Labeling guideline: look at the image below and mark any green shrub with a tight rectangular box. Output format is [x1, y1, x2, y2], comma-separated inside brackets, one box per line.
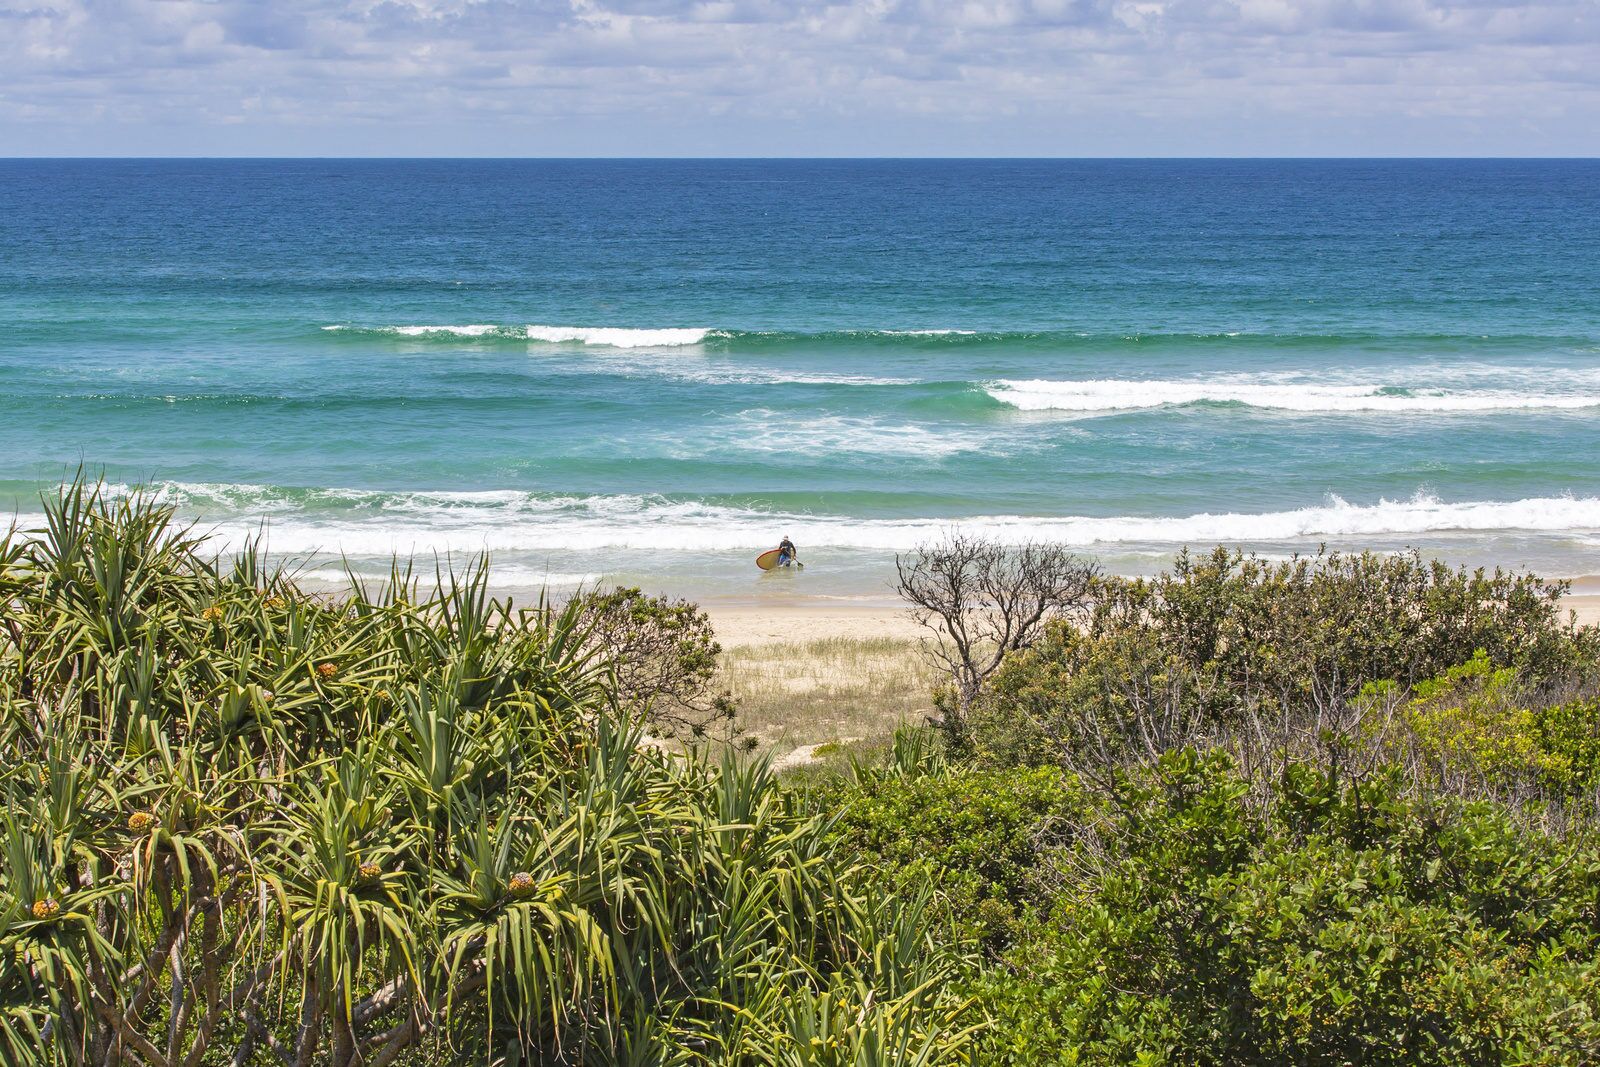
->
[1132, 547, 1593, 692]
[972, 618, 1220, 770]
[817, 759, 1085, 948]
[1532, 695, 1600, 795]
[971, 547, 1598, 770]
[572, 583, 739, 738]
[971, 751, 1600, 1066]
[1402, 652, 1600, 802]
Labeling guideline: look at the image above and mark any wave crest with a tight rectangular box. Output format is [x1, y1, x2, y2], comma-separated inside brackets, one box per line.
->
[323, 324, 713, 348]
[987, 378, 1600, 414]
[523, 325, 712, 348]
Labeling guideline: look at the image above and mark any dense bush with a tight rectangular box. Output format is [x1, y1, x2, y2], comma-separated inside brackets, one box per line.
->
[815, 753, 1084, 948]
[971, 547, 1599, 771]
[571, 584, 739, 740]
[1404, 653, 1600, 802]
[0, 484, 974, 1066]
[11, 491, 1600, 1067]
[969, 751, 1600, 1065]
[810, 744, 1600, 1065]
[834, 537, 1600, 1064]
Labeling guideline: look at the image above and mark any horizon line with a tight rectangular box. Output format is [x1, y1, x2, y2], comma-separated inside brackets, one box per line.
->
[4, 154, 1600, 162]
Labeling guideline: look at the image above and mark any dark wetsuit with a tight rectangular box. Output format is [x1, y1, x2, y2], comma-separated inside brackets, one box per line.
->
[777, 539, 797, 566]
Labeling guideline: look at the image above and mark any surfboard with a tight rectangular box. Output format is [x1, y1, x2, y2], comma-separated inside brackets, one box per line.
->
[756, 548, 783, 571]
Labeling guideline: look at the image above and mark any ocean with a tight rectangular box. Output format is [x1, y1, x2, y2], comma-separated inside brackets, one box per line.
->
[3, 158, 1599, 601]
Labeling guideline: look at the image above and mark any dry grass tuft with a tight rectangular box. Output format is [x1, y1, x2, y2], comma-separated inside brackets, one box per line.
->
[719, 635, 940, 767]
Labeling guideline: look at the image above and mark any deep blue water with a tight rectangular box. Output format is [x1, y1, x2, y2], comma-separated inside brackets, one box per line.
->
[3, 159, 1599, 596]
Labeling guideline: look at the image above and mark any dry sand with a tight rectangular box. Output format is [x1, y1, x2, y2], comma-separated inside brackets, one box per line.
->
[708, 592, 1600, 647]
[703, 599, 937, 766]
[1568, 594, 1600, 629]
[706, 602, 923, 648]
[1564, 574, 1600, 628]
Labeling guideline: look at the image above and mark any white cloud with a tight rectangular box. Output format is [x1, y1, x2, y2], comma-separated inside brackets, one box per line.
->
[0, 0, 1595, 153]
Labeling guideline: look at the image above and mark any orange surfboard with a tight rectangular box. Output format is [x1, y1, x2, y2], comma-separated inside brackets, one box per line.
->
[756, 548, 783, 570]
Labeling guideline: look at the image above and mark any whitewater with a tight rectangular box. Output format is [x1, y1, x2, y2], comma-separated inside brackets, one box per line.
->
[77, 485, 1600, 555]
[13, 482, 1600, 598]
[985, 378, 1600, 414]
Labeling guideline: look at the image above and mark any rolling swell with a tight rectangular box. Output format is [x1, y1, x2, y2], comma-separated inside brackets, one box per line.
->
[22, 391, 571, 417]
[316, 323, 1600, 354]
[10, 160, 1600, 592]
[24, 377, 1596, 423]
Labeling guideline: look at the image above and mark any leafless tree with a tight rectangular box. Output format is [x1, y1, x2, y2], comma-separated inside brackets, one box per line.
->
[895, 533, 1098, 741]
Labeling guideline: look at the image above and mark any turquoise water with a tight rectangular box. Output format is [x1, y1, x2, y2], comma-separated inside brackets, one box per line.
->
[3, 159, 1599, 598]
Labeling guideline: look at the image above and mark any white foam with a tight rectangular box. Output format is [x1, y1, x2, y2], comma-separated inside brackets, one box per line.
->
[987, 378, 1600, 414]
[323, 324, 712, 348]
[392, 324, 500, 338]
[716, 410, 991, 458]
[522, 325, 711, 348]
[21, 484, 1600, 559]
[295, 565, 603, 588]
[322, 324, 503, 337]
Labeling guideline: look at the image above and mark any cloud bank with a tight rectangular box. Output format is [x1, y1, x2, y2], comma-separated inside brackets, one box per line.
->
[2, 0, 1597, 154]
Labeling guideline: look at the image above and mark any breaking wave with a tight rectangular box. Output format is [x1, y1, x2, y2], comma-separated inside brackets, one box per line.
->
[986, 378, 1600, 414]
[16, 483, 1600, 559]
[322, 324, 714, 348]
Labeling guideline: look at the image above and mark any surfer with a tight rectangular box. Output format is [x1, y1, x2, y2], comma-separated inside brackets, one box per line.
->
[777, 536, 799, 568]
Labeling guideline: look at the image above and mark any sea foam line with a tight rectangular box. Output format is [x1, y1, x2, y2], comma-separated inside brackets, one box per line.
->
[986, 378, 1600, 414]
[17, 485, 1600, 557]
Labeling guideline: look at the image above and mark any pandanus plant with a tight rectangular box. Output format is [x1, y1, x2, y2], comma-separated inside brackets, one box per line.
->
[0, 478, 977, 1066]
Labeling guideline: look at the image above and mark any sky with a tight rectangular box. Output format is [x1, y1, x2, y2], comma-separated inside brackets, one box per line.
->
[2, 0, 1597, 156]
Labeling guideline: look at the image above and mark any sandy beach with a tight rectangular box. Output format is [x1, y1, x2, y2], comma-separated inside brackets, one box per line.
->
[708, 587, 1600, 647]
[1559, 572, 1600, 628]
[705, 600, 923, 647]
[1567, 593, 1600, 629]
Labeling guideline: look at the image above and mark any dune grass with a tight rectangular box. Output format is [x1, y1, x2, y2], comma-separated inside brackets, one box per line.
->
[718, 634, 942, 768]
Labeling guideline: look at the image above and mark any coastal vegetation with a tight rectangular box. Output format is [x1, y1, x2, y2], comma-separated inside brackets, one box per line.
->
[5, 486, 1600, 1064]
[0, 485, 970, 1067]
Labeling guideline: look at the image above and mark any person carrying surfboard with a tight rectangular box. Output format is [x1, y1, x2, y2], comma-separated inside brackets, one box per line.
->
[755, 538, 803, 571]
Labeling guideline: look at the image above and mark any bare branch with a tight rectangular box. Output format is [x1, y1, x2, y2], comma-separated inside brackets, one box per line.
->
[896, 534, 1098, 746]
